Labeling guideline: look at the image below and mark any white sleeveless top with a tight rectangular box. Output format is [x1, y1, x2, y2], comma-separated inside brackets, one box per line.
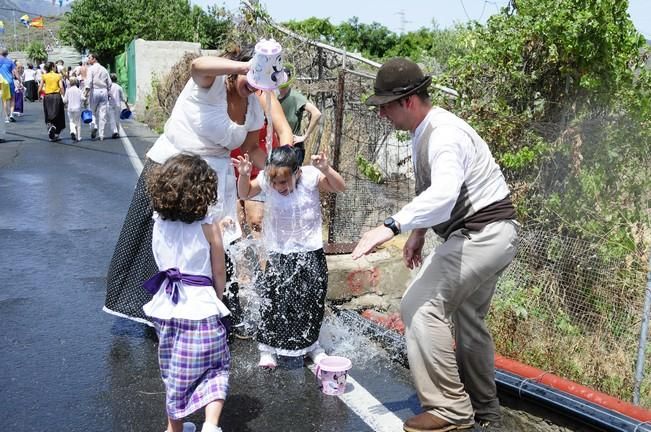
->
[143, 213, 230, 320]
[259, 166, 324, 253]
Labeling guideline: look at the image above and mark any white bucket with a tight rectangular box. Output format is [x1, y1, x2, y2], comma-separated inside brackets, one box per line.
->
[315, 356, 352, 396]
[246, 38, 288, 91]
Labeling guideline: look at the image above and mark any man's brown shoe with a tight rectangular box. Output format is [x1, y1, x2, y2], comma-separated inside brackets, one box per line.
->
[403, 412, 474, 432]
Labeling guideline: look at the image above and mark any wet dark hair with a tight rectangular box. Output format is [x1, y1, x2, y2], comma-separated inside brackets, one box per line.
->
[110, 73, 117, 82]
[45, 62, 55, 73]
[146, 153, 218, 223]
[265, 145, 299, 180]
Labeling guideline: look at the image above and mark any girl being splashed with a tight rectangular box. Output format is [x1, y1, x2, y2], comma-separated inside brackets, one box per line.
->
[232, 145, 345, 368]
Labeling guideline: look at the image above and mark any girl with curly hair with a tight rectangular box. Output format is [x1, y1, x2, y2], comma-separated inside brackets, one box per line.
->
[143, 153, 230, 432]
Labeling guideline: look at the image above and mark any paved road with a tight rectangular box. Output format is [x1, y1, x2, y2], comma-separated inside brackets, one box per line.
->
[0, 101, 423, 432]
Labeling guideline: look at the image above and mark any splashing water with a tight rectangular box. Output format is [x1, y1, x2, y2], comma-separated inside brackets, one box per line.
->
[318, 313, 381, 365]
[227, 236, 269, 335]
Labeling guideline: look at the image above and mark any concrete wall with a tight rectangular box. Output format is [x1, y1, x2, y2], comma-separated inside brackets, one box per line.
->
[132, 39, 201, 108]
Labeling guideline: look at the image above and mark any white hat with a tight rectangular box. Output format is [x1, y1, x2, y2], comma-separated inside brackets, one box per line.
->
[246, 38, 288, 91]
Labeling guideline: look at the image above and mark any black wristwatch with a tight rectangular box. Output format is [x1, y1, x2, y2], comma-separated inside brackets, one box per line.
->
[383, 217, 401, 236]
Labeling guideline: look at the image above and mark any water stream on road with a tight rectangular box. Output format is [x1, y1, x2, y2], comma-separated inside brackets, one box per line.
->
[227, 232, 391, 373]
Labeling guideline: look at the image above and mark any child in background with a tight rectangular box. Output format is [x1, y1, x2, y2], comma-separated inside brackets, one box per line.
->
[143, 153, 230, 432]
[13, 62, 24, 117]
[63, 77, 82, 141]
[108, 73, 129, 139]
[233, 145, 346, 368]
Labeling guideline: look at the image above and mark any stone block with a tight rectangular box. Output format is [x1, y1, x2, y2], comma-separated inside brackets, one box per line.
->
[326, 244, 412, 304]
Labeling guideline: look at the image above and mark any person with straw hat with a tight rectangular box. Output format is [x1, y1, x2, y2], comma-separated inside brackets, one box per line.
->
[352, 57, 519, 432]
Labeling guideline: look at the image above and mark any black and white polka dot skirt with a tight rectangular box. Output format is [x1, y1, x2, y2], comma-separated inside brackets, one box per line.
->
[256, 248, 328, 353]
[103, 160, 160, 326]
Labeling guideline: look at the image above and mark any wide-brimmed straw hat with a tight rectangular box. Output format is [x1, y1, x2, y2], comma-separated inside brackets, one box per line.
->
[365, 58, 432, 106]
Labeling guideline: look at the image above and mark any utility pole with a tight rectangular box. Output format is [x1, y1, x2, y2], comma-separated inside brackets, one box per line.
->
[395, 9, 411, 34]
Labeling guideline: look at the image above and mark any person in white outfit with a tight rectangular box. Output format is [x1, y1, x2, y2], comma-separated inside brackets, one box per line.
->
[108, 73, 130, 139]
[63, 77, 83, 141]
[84, 53, 111, 141]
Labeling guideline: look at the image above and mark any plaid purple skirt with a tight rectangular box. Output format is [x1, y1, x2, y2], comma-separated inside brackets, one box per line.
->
[153, 315, 230, 419]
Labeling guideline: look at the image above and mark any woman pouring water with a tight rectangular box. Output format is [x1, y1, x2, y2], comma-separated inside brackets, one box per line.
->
[104, 43, 291, 326]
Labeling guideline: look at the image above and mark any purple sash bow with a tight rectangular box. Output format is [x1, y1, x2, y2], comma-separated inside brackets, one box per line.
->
[143, 268, 213, 304]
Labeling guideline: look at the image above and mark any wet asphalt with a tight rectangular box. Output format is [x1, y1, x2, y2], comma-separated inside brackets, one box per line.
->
[0, 101, 422, 432]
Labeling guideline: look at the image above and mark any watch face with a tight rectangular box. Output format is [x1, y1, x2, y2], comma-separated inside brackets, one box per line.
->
[384, 217, 394, 226]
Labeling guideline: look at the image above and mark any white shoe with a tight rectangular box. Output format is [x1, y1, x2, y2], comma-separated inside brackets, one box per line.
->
[258, 351, 277, 368]
[308, 347, 327, 365]
[201, 423, 222, 432]
[164, 422, 196, 432]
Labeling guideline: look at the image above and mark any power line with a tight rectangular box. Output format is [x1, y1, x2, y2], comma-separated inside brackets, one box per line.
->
[459, 0, 503, 23]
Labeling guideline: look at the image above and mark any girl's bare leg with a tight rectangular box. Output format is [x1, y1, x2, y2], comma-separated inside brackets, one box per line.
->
[167, 417, 184, 432]
[204, 399, 225, 427]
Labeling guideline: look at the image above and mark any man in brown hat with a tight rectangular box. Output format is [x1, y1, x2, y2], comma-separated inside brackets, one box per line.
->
[352, 57, 519, 432]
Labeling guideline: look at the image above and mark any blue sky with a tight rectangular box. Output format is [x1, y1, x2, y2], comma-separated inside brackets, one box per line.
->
[198, 0, 651, 38]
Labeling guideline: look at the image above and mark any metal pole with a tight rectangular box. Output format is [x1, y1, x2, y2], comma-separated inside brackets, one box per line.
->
[633, 247, 651, 404]
[12, 9, 17, 51]
[327, 50, 345, 245]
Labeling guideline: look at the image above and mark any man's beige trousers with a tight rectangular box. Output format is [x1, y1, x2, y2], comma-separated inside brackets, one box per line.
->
[401, 220, 518, 424]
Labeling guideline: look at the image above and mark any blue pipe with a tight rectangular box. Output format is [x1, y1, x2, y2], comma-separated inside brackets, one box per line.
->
[334, 308, 651, 432]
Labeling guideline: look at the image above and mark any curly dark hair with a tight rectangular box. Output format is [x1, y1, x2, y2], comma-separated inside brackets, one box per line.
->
[146, 153, 218, 223]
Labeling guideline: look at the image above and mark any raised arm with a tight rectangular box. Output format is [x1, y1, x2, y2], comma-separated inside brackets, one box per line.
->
[191, 56, 250, 89]
[312, 151, 345, 193]
[256, 91, 293, 146]
[232, 154, 262, 199]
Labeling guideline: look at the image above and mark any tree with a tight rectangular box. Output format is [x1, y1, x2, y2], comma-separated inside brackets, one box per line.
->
[26, 41, 48, 64]
[59, 0, 233, 63]
[283, 16, 467, 66]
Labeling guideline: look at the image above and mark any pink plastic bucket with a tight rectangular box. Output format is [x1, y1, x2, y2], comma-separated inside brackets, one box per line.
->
[315, 356, 352, 396]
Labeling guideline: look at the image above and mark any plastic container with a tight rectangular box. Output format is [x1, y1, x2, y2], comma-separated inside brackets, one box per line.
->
[119, 108, 132, 120]
[81, 109, 93, 124]
[246, 38, 288, 91]
[315, 356, 352, 396]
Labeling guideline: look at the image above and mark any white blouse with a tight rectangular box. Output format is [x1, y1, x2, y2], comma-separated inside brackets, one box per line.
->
[147, 75, 265, 164]
[143, 213, 230, 320]
[259, 166, 324, 254]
